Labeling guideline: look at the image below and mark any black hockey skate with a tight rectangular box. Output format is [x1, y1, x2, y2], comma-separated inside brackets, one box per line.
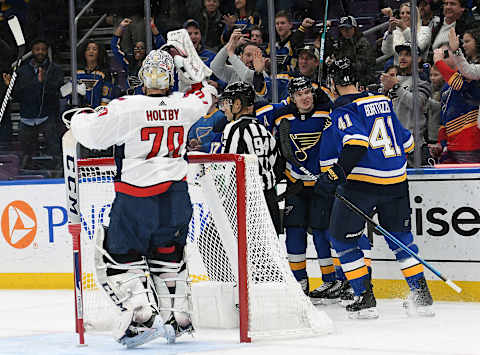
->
[346, 283, 379, 319]
[403, 277, 435, 317]
[299, 278, 310, 296]
[309, 280, 342, 305]
[339, 280, 355, 307]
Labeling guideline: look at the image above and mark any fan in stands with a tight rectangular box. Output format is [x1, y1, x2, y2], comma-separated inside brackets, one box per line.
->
[63, 29, 215, 348]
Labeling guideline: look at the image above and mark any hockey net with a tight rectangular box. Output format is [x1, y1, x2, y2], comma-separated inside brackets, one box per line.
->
[73, 154, 332, 343]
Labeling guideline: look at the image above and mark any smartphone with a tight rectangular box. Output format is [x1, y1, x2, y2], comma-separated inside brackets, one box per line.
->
[444, 49, 449, 59]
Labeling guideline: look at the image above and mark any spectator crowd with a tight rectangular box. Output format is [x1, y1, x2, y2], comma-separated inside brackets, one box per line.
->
[1, 0, 480, 178]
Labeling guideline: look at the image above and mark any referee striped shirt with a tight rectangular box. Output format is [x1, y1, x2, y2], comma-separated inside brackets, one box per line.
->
[221, 115, 279, 190]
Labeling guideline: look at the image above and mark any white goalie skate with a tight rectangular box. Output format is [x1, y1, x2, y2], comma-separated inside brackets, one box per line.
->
[116, 313, 176, 349]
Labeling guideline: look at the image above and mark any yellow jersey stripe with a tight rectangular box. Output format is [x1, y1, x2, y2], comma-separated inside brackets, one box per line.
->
[285, 170, 316, 186]
[344, 139, 369, 147]
[274, 113, 295, 125]
[404, 142, 415, 153]
[347, 172, 407, 184]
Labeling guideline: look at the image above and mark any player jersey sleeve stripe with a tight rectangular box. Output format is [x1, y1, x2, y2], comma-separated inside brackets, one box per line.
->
[320, 157, 338, 172]
[342, 134, 369, 147]
[274, 113, 295, 126]
[311, 111, 330, 118]
[403, 135, 415, 153]
[256, 104, 273, 116]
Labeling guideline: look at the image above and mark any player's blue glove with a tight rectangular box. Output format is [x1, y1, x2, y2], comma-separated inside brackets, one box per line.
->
[314, 163, 346, 197]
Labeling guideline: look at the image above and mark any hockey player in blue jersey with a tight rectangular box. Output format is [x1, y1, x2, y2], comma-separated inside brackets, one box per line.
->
[316, 58, 434, 319]
[274, 76, 341, 303]
[187, 88, 228, 153]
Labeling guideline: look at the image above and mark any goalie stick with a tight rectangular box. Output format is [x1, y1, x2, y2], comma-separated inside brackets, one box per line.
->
[0, 16, 26, 123]
[278, 119, 462, 294]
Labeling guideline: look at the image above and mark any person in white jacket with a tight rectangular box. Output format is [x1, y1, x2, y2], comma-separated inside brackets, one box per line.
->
[381, 3, 432, 64]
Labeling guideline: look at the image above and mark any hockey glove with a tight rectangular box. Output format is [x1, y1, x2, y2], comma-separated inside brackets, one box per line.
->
[314, 163, 346, 197]
[61, 107, 95, 129]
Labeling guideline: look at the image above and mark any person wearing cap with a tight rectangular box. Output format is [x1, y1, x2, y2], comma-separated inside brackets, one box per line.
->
[184, 19, 217, 68]
[170, 19, 225, 92]
[381, 2, 432, 65]
[380, 42, 431, 166]
[296, 46, 320, 81]
[324, 16, 375, 87]
[273, 46, 321, 102]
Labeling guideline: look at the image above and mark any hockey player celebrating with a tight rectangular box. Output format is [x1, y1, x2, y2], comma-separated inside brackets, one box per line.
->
[64, 30, 216, 348]
[219, 81, 282, 234]
[274, 76, 342, 303]
[316, 58, 434, 319]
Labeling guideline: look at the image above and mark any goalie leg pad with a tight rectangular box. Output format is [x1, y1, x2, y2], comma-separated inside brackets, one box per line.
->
[148, 244, 193, 333]
[95, 227, 161, 341]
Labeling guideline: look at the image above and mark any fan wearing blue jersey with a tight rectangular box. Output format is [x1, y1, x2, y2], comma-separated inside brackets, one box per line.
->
[316, 58, 434, 319]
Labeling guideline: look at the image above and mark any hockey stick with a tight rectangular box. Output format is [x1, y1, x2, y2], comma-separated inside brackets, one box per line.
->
[62, 131, 86, 345]
[0, 16, 26, 123]
[317, 0, 329, 84]
[278, 120, 462, 293]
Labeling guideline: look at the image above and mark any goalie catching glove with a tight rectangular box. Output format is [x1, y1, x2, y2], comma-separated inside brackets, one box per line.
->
[160, 29, 212, 91]
[314, 163, 346, 197]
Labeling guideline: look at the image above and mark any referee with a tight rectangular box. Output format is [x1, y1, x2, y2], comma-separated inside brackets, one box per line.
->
[219, 81, 282, 234]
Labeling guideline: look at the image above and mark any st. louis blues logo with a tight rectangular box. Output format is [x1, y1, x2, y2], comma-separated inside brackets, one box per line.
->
[289, 132, 322, 161]
[195, 127, 213, 141]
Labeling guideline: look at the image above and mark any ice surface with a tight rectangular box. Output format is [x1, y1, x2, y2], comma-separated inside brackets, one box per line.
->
[0, 290, 479, 355]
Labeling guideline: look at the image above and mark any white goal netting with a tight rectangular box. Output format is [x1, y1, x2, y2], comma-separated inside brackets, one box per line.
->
[76, 154, 332, 341]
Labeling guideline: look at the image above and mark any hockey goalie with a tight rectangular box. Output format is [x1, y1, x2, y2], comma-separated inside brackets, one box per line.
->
[63, 29, 215, 348]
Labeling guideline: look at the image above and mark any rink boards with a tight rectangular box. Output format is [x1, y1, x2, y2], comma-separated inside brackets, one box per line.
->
[0, 166, 479, 301]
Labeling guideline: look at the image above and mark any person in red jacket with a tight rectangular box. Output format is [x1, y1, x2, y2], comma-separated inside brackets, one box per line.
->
[430, 45, 480, 163]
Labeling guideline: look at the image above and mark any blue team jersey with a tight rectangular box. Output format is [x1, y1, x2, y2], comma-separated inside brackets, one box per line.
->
[274, 103, 330, 185]
[255, 99, 290, 134]
[320, 93, 414, 185]
[73, 70, 113, 108]
[187, 109, 227, 153]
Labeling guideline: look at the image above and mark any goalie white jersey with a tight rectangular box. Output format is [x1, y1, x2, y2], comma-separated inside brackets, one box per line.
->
[70, 88, 213, 196]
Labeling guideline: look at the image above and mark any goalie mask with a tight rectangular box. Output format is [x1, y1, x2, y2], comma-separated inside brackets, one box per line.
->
[138, 50, 174, 90]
